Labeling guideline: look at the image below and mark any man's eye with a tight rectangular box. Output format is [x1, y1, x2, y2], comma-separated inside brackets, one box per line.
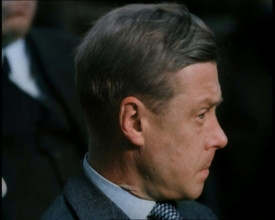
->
[198, 113, 205, 119]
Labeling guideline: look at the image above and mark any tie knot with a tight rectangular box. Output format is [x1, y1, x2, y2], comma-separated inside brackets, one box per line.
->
[148, 202, 182, 220]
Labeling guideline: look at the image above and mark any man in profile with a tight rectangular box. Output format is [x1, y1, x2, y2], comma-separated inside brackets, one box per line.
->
[43, 3, 228, 219]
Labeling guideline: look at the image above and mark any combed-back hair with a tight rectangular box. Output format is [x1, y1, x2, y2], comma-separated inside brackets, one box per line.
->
[75, 3, 218, 138]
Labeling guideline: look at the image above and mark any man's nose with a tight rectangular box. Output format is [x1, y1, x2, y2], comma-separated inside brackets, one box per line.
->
[206, 117, 228, 150]
[216, 125, 228, 149]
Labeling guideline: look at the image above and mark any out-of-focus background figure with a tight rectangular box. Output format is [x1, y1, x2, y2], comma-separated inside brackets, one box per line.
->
[1, 1, 88, 219]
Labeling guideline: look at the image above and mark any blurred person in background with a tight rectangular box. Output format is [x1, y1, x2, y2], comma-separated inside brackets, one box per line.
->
[2, 1, 87, 219]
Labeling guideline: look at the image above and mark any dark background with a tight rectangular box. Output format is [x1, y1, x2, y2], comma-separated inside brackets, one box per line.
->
[33, 0, 272, 219]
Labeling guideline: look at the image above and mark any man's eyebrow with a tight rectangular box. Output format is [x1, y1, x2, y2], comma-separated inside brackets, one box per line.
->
[199, 97, 224, 109]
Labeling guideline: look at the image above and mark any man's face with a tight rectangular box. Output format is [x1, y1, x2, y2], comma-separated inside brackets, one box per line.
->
[2, 0, 37, 45]
[138, 62, 228, 201]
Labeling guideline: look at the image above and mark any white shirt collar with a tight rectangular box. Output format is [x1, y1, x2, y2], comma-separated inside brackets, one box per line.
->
[83, 153, 155, 219]
[2, 38, 41, 98]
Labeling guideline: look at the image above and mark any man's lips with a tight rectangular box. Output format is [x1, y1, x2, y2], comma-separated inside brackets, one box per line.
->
[203, 152, 216, 170]
[202, 163, 211, 170]
[200, 168, 210, 176]
[200, 156, 214, 175]
[201, 160, 212, 171]
[200, 165, 210, 179]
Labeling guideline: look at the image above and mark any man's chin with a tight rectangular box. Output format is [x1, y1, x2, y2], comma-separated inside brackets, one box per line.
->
[153, 188, 204, 202]
[177, 184, 205, 201]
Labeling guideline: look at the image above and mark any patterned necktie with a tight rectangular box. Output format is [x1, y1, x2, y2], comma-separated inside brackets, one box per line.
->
[148, 202, 182, 220]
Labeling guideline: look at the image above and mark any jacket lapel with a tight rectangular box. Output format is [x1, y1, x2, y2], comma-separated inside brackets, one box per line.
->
[64, 173, 129, 219]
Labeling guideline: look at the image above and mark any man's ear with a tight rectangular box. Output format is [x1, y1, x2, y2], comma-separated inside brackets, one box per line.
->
[119, 96, 145, 147]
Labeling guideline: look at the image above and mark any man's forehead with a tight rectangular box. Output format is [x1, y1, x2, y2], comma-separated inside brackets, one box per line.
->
[172, 62, 219, 93]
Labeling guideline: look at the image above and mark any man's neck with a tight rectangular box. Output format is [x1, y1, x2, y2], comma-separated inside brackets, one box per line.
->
[83, 154, 155, 219]
[87, 146, 150, 200]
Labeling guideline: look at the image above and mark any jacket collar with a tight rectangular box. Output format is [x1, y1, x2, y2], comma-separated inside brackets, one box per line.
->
[64, 173, 129, 219]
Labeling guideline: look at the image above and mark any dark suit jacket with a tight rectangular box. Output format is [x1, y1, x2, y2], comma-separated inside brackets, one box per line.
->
[2, 27, 88, 220]
[42, 173, 217, 219]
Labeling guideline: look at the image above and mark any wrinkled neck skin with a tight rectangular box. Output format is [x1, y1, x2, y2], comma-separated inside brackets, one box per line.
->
[87, 137, 153, 200]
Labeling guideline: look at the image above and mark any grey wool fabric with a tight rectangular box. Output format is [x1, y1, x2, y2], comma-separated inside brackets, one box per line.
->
[42, 172, 217, 220]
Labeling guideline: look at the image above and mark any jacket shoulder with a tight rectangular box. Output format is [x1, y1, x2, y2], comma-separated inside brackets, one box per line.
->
[42, 174, 129, 220]
[41, 193, 76, 220]
[177, 200, 218, 220]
